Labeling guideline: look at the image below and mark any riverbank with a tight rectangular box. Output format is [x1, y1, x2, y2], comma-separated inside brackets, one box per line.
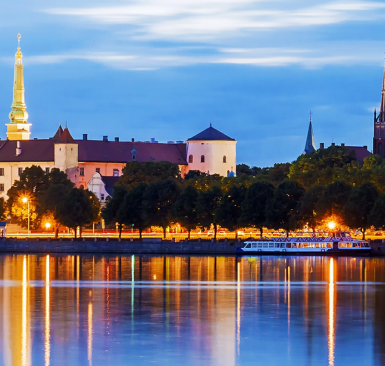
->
[0, 238, 244, 254]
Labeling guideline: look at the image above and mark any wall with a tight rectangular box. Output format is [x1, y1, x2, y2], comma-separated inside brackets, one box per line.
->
[187, 140, 236, 176]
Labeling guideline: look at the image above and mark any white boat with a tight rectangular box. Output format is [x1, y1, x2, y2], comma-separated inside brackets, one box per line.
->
[236, 231, 371, 255]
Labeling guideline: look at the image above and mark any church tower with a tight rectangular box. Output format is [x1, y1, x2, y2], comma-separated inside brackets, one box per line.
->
[303, 114, 316, 154]
[373, 64, 385, 157]
[6, 34, 31, 140]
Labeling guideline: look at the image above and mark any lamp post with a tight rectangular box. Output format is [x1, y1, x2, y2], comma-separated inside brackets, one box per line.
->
[22, 197, 30, 235]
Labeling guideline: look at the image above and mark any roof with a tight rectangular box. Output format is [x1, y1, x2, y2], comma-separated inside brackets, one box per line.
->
[303, 121, 316, 154]
[346, 146, 372, 162]
[57, 127, 75, 143]
[0, 139, 188, 165]
[187, 126, 235, 141]
[101, 176, 121, 196]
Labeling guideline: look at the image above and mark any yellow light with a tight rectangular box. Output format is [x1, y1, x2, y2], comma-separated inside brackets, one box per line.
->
[22, 197, 28, 203]
[45, 222, 51, 229]
[327, 221, 336, 230]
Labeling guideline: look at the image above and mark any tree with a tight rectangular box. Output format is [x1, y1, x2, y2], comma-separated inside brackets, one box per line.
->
[344, 183, 379, 239]
[236, 164, 253, 176]
[118, 183, 148, 239]
[102, 184, 127, 238]
[196, 186, 222, 240]
[216, 185, 247, 238]
[266, 180, 305, 236]
[316, 181, 352, 219]
[173, 185, 199, 239]
[58, 188, 100, 238]
[142, 179, 181, 238]
[184, 170, 207, 180]
[241, 181, 275, 238]
[370, 194, 385, 231]
[0, 197, 6, 221]
[120, 161, 181, 189]
[299, 185, 325, 232]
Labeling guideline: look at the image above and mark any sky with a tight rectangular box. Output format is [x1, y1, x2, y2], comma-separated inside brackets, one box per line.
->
[1, 0, 385, 167]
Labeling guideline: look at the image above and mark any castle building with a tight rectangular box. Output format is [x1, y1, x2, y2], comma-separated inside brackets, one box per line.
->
[0, 35, 236, 200]
[373, 64, 385, 157]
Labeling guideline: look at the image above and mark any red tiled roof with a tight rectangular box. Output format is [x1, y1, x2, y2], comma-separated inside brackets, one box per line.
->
[0, 139, 187, 165]
[57, 127, 75, 143]
[346, 146, 372, 162]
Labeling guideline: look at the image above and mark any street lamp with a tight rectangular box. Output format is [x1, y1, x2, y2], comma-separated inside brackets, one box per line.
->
[45, 222, 51, 230]
[22, 197, 30, 235]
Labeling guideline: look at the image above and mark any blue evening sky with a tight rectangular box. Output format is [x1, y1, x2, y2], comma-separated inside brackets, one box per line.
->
[1, 0, 385, 166]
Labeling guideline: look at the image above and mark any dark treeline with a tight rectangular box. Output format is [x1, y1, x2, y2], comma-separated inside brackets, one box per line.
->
[104, 146, 385, 240]
[5, 166, 100, 238]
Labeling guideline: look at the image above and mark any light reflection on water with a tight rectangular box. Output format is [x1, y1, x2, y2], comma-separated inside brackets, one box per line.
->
[0, 255, 384, 366]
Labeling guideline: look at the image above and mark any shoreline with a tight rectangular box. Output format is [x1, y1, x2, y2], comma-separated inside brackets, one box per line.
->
[0, 238, 384, 256]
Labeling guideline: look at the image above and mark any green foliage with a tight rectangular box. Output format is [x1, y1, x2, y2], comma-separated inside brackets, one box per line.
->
[216, 185, 247, 236]
[120, 161, 181, 189]
[0, 197, 6, 221]
[370, 194, 385, 230]
[118, 183, 148, 238]
[57, 188, 100, 237]
[241, 181, 275, 238]
[343, 183, 379, 239]
[173, 185, 199, 239]
[102, 184, 127, 226]
[299, 185, 325, 231]
[266, 180, 305, 235]
[316, 181, 352, 218]
[196, 186, 222, 238]
[141, 179, 181, 238]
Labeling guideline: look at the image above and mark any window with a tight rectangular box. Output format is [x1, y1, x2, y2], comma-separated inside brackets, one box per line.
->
[223, 155, 226, 163]
[96, 168, 100, 173]
[0, 184, 4, 192]
[45, 167, 50, 174]
[18, 167, 23, 176]
[101, 194, 105, 201]
[0, 168, 4, 176]
[80, 167, 84, 176]
[113, 169, 119, 177]
[201, 155, 205, 163]
[188, 155, 193, 163]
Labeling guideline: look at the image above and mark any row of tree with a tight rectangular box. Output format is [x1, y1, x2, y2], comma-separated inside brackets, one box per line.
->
[6, 166, 100, 237]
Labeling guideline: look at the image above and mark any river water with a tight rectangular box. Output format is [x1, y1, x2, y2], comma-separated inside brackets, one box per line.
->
[0, 255, 384, 366]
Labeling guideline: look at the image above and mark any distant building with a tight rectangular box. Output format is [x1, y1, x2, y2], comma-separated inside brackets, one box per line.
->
[0, 35, 236, 200]
[303, 118, 316, 154]
[373, 64, 385, 157]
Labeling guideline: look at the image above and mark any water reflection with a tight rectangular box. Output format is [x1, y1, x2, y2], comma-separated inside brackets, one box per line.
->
[0, 255, 384, 365]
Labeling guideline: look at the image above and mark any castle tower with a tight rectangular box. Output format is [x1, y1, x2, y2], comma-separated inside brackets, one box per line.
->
[6, 34, 31, 140]
[303, 114, 316, 154]
[373, 64, 385, 157]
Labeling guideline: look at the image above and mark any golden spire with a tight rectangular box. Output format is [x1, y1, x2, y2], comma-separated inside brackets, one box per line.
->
[6, 33, 31, 140]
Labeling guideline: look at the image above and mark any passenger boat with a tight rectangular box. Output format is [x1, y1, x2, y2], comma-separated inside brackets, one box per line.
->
[236, 231, 371, 255]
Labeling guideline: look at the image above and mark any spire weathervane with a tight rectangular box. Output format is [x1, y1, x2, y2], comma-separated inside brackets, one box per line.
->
[309, 111, 312, 122]
[17, 33, 21, 49]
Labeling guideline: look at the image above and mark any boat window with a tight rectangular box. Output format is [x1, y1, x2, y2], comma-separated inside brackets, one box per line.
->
[292, 243, 297, 248]
[315, 243, 321, 248]
[346, 243, 352, 248]
[252, 243, 257, 248]
[275, 243, 279, 248]
[327, 243, 332, 248]
[309, 243, 314, 248]
[339, 243, 346, 248]
[304, 243, 309, 248]
[280, 243, 285, 248]
[263, 243, 268, 248]
[322, 243, 327, 248]
[258, 243, 262, 248]
[269, 243, 275, 248]
[298, 243, 303, 248]
[245, 243, 251, 248]
[286, 243, 291, 248]
[353, 243, 359, 247]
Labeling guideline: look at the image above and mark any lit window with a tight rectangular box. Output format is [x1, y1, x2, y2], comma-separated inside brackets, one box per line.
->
[201, 155, 205, 163]
[188, 155, 193, 163]
[223, 155, 226, 163]
[96, 168, 100, 173]
[113, 169, 119, 177]
[80, 167, 84, 176]
[0, 184, 4, 192]
[18, 167, 23, 176]
[0, 168, 4, 176]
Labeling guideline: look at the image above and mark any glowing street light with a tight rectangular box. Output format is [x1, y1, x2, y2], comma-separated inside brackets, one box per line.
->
[22, 197, 30, 235]
[327, 221, 336, 230]
[45, 222, 51, 229]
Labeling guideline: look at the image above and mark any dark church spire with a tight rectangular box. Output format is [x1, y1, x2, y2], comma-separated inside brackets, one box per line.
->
[303, 113, 316, 154]
[381, 63, 385, 122]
